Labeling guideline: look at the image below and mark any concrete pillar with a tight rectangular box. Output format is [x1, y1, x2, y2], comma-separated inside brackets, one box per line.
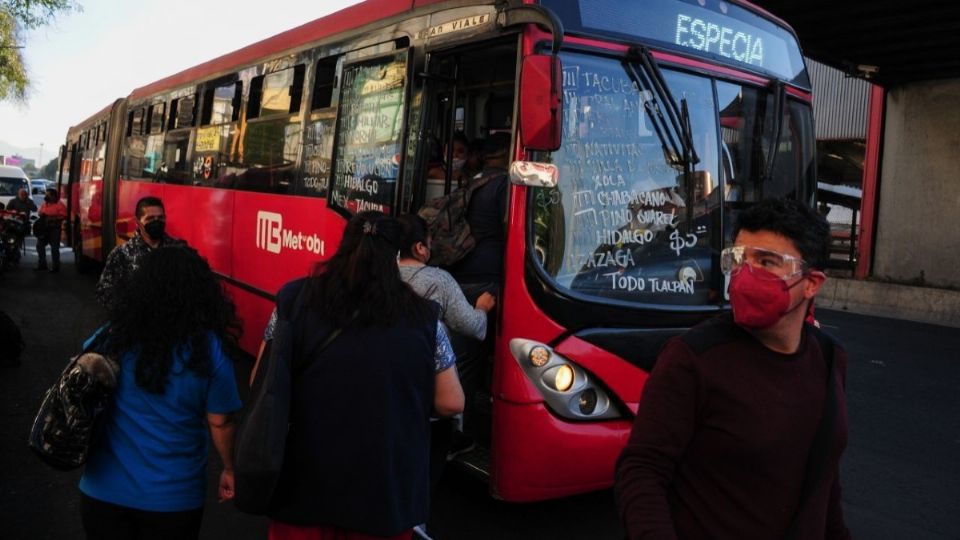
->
[874, 79, 960, 289]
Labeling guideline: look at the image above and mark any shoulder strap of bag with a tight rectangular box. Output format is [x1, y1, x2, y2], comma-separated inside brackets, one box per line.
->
[84, 324, 112, 356]
[463, 169, 499, 205]
[278, 282, 354, 376]
[785, 324, 837, 539]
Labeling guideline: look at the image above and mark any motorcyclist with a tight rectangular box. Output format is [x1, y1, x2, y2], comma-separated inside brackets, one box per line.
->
[6, 188, 37, 219]
[4, 188, 35, 253]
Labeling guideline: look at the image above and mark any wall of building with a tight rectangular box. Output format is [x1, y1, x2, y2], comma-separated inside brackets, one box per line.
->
[874, 79, 960, 289]
[808, 58, 870, 140]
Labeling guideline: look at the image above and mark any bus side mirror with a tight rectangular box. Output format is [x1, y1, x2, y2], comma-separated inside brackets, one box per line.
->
[519, 54, 562, 152]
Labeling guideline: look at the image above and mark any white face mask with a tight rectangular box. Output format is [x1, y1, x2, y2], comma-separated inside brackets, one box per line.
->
[451, 158, 466, 171]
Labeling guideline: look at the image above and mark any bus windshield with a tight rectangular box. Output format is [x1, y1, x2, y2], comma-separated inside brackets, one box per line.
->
[530, 51, 815, 307]
[542, 0, 810, 87]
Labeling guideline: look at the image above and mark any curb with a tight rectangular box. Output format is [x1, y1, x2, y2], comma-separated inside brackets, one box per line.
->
[818, 277, 960, 328]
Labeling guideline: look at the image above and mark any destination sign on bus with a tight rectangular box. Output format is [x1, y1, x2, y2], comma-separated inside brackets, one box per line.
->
[543, 0, 808, 86]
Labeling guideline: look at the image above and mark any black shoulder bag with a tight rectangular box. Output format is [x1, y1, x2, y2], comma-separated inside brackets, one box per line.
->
[28, 328, 118, 471]
[233, 284, 345, 515]
[784, 325, 838, 539]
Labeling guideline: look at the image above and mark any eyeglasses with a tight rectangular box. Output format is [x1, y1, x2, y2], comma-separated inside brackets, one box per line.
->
[720, 245, 808, 280]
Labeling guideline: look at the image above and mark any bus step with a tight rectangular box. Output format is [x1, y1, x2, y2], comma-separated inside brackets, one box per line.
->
[452, 444, 490, 480]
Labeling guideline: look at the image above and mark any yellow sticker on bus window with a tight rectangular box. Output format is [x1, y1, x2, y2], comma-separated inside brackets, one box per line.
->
[195, 127, 220, 153]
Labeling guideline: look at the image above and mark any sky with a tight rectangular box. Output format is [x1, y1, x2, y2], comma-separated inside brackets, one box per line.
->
[0, 0, 362, 165]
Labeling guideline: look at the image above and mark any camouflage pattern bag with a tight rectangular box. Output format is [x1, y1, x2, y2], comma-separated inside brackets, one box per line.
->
[28, 333, 119, 471]
[418, 171, 497, 267]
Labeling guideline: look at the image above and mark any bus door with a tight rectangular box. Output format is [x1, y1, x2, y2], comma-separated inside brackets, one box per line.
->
[411, 38, 520, 460]
[413, 39, 519, 209]
[65, 142, 81, 247]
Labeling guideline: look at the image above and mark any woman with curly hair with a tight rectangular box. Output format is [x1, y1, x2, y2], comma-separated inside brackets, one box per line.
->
[78, 245, 243, 540]
[257, 211, 464, 540]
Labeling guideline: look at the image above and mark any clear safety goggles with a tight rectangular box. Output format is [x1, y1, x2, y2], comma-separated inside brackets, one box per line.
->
[720, 245, 808, 281]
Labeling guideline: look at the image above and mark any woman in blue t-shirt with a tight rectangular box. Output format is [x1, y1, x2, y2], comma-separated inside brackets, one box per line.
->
[79, 245, 242, 540]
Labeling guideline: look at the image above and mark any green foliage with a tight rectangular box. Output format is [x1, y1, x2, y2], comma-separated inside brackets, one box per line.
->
[40, 157, 58, 179]
[0, 1, 80, 103]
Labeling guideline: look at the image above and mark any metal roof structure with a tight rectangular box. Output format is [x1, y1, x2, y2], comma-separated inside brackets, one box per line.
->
[754, 1, 960, 86]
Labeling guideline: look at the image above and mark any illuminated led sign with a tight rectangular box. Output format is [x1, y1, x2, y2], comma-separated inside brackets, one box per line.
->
[544, 0, 807, 85]
[674, 14, 764, 66]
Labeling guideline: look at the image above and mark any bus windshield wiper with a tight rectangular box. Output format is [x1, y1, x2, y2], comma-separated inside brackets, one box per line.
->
[623, 47, 699, 168]
[763, 80, 786, 183]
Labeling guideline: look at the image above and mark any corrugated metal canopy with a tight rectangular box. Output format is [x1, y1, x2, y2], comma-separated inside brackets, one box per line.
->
[753, 1, 960, 86]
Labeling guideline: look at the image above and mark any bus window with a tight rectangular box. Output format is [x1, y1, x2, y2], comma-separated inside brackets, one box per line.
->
[248, 64, 306, 119]
[298, 56, 341, 198]
[311, 56, 340, 110]
[532, 51, 721, 306]
[127, 108, 144, 137]
[232, 65, 305, 194]
[193, 80, 241, 187]
[717, 83, 815, 241]
[329, 51, 409, 215]
[147, 102, 166, 134]
[170, 94, 198, 130]
[201, 81, 242, 126]
[122, 108, 149, 179]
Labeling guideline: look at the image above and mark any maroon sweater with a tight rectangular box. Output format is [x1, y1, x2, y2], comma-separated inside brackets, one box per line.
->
[615, 314, 851, 540]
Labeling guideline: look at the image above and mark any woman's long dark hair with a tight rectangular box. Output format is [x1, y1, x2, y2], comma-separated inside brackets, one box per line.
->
[307, 211, 433, 327]
[104, 245, 242, 393]
[397, 214, 429, 259]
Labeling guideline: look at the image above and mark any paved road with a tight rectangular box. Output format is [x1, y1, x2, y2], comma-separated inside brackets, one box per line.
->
[0, 242, 957, 539]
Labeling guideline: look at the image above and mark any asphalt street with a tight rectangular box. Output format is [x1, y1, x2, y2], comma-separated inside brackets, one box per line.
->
[0, 240, 957, 539]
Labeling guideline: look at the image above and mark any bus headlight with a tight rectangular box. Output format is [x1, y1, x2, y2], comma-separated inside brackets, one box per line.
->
[509, 338, 623, 420]
[549, 364, 575, 392]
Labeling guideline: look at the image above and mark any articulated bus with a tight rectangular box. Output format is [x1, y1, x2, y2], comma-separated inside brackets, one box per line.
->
[61, 0, 816, 501]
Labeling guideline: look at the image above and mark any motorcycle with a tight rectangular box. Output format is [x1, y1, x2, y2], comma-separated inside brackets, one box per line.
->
[0, 211, 27, 272]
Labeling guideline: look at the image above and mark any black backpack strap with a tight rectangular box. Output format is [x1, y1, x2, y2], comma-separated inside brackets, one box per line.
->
[463, 169, 499, 205]
[785, 324, 837, 539]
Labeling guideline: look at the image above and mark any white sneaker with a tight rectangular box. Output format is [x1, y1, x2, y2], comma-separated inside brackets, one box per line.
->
[413, 524, 434, 540]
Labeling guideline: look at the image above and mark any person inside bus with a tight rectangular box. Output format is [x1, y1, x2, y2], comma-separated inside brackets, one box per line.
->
[446, 131, 510, 297]
[397, 214, 495, 467]
[258, 211, 464, 540]
[95, 196, 185, 309]
[427, 131, 469, 187]
[462, 137, 485, 180]
[615, 198, 851, 540]
[35, 188, 67, 273]
[79, 245, 242, 540]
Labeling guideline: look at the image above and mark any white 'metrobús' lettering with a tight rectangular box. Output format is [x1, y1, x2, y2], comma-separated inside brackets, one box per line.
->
[255, 210, 324, 255]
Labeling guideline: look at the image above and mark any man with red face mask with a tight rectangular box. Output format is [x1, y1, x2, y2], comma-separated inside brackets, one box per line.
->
[615, 198, 851, 540]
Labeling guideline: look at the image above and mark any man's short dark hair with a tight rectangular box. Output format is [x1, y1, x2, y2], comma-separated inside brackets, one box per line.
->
[482, 132, 511, 161]
[734, 198, 830, 270]
[135, 196, 164, 219]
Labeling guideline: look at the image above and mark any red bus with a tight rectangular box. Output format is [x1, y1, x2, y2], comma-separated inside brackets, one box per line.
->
[61, 0, 816, 502]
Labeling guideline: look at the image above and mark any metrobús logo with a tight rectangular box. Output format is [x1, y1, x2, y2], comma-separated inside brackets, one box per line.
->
[256, 211, 324, 255]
